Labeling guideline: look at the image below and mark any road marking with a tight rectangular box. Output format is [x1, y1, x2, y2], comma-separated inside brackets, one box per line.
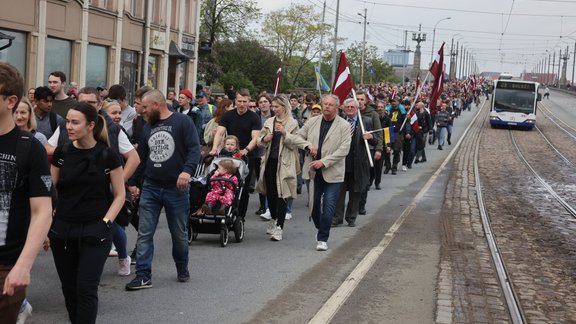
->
[309, 103, 485, 324]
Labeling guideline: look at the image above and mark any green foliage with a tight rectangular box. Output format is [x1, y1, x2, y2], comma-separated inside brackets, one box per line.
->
[218, 70, 255, 95]
[344, 41, 396, 85]
[261, 4, 331, 87]
[200, 0, 261, 44]
[216, 39, 281, 92]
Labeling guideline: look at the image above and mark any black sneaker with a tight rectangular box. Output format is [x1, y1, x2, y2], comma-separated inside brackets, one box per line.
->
[130, 250, 137, 265]
[383, 168, 390, 174]
[177, 269, 190, 283]
[391, 169, 397, 175]
[125, 276, 152, 290]
[255, 207, 266, 215]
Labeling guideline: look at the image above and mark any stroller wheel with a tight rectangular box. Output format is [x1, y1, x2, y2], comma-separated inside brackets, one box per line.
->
[220, 227, 228, 247]
[234, 218, 244, 243]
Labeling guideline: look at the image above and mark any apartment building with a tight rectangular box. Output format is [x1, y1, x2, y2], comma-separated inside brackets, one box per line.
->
[0, 0, 201, 102]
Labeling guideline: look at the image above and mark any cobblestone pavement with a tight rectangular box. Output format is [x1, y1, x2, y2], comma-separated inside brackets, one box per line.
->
[439, 100, 576, 323]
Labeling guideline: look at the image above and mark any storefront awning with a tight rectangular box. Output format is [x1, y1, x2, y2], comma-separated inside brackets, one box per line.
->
[169, 41, 190, 60]
[0, 31, 15, 51]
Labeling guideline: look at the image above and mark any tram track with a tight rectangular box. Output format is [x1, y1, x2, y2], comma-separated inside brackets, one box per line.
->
[472, 108, 526, 324]
[509, 130, 576, 220]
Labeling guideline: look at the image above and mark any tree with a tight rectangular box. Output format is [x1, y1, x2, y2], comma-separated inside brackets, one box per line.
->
[216, 39, 281, 92]
[218, 70, 255, 95]
[344, 41, 396, 85]
[261, 4, 331, 87]
[200, 0, 261, 44]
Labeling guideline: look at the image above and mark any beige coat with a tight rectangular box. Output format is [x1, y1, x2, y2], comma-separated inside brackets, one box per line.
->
[284, 115, 351, 183]
[203, 118, 226, 149]
[256, 117, 301, 199]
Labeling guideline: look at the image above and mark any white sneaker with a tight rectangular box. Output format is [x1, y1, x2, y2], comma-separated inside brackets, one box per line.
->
[17, 299, 32, 324]
[260, 209, 272, 220]
[118, 256, 131, 276]
[266, 221, 276, 235]
[401, 165, 407, 172]
[316, 241, 328, 251]
[285, 213, 292, 220]
[271, 226, 283, 241]
[109, 244, 118, 257]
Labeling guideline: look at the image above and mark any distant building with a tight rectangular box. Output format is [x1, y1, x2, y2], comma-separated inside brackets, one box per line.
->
[383, 48, 409, 68]
[520, 72, 557, 85]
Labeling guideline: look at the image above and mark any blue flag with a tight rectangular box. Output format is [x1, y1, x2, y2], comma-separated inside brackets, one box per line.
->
[315, 66, 330, 92]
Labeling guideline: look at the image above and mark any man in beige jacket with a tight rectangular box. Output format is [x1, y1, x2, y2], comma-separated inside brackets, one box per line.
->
[284, 94, 351, 251]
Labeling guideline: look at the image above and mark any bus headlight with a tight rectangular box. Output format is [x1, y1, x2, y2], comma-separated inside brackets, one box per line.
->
[490, 116, 501, 121]
[525, 119, 535, 124]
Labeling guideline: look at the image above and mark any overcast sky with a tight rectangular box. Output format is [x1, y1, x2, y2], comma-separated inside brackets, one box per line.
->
[254, 0, 576, 78]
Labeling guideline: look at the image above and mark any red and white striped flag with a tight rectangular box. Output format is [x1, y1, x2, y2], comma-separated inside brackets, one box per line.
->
[332, 52, 354, 104]
[274, 64, 282, 96]
[409, 110, 420, 133]
[429, 42, 445, 113]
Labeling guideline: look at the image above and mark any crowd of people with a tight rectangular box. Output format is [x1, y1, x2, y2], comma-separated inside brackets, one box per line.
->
[0, 60, 482, 323]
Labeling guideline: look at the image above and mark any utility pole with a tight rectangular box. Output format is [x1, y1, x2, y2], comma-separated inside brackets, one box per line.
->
[330, 0, 340, 88]
[561, 45, 569, 88]
[572, 41, 575, 88]
[358, 8, 367, 86]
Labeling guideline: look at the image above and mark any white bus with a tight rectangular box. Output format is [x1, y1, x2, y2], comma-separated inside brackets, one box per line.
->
[489, 80, 541, 129]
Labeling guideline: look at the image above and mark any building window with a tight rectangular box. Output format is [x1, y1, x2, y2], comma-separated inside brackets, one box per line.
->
[120, 49, 138, 104]
[184, 0, 194, 33]
[170, 0, 178, 29]
[178, 62, 186, 91]
[86, 44, 108, 88]
[151, 0, 166, 26]
[147, 55, 158, 88]
[44, 37, 71, 85]
[0, 29, 26, 76]
[129, 0, 144, 18]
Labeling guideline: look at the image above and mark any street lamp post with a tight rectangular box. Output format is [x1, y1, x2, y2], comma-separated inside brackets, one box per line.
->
[430, 17, 451, 63]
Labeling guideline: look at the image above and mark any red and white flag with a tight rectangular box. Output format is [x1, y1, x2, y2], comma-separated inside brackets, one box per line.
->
[428, 42, 445, 113]
[409, 110, 420, 133]
[390, 89, 397, 100]
[366, 87, 374, 101]
[332, 52, 354, 104]
[274, 64, 282, 96]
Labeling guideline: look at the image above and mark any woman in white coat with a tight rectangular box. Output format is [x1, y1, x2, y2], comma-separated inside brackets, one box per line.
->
[256, 95, 300, 241]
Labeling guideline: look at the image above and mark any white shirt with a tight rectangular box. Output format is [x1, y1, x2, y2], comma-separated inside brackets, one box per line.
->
[48, 126, 134, 155]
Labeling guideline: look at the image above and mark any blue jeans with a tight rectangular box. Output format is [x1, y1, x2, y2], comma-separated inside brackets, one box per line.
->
[112, 223, 127, 259]
[311, 172, 342, 242]
[286, 198, 293, 213]
[135, 181, 190, 279]
[438, 126, 448, 146]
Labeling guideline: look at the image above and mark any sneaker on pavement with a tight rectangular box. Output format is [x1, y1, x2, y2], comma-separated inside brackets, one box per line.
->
[266, 221, 276, 235]
[316, 241, 328, 251]
[130, 250, 137, 265]
[17, 299, 32, 324]
[109, 245, 118, 257]
[260, 209, 272, 220]
[401, 165, 407, 172]
[177, 269, 190, 282]
[125, 276, 152, 290]
[285, 212, 292, 220]
[118, 256, 131, 276]
[271, 226, 283, 241]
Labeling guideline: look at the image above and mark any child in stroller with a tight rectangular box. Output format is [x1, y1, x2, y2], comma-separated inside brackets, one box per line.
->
[219, 135, 244, 160]
[201, 159, 238, 215]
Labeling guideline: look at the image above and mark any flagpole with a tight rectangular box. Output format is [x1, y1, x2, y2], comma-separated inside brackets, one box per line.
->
[398, 71, 431, 132]
[317, 0, 326, 98]
[351, 88, 374, 167]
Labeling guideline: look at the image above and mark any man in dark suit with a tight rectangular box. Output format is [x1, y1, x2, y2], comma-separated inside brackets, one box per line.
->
[333, 98, 378, 227]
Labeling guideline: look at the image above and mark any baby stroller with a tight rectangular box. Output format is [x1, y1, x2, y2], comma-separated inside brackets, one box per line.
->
[188, 157, 249, 247]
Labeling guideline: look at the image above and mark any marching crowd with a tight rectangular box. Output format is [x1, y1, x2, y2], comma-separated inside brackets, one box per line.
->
[0, 61, 483, 323]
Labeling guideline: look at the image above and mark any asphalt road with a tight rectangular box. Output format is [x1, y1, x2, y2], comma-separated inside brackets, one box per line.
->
[26, 104, 481, 324]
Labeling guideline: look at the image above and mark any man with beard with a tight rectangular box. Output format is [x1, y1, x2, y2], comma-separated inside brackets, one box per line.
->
[126, 89, 200, 290]
[48, 71, 76, 118]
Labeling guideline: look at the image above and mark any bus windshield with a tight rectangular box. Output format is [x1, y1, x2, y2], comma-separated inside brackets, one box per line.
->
[493, 89, 535, 114]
